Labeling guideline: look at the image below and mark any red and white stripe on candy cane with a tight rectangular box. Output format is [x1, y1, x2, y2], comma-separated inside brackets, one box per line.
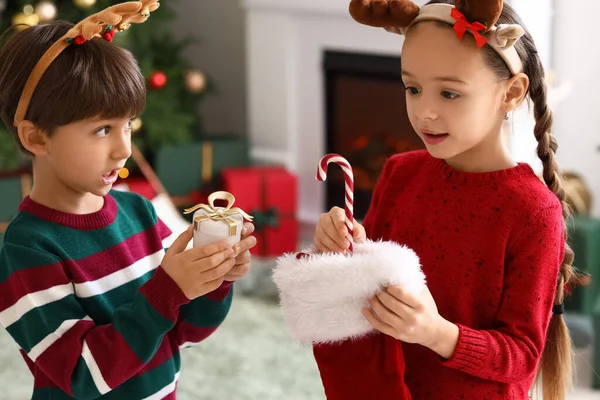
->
[317, 153, 355, 252]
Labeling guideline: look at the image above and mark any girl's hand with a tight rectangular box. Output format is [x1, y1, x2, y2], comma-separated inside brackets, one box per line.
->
[224, 222, 257, 282]
[314, 206, 366, 254]
[362, 285, 460, 359]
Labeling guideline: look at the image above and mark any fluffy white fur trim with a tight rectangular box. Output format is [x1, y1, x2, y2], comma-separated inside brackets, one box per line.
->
[272, 240, 424, 344]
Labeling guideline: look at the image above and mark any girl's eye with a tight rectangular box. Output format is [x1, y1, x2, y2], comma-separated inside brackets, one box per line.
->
[95, 126, 110, 137]
[125, 120, 133, 130]
[405, 86, 420, 95]
[441, 91, 459, 99]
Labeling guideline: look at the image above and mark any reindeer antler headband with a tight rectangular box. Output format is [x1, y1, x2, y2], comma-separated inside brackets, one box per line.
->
[349, 0, 524, 76]
[13, 0, 160, 127]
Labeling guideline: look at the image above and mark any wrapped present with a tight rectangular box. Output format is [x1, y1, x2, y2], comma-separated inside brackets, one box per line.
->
[0, 173, 32, 233]
[154, 135, 250, 196]
[221, 166, 298, 257]
[184, 191, 253, 248]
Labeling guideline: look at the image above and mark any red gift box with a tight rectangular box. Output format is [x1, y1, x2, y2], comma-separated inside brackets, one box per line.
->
[221, 167, 298, 257]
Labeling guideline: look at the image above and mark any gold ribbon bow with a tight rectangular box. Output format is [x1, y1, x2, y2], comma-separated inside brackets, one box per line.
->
[184, 191, 253, 236]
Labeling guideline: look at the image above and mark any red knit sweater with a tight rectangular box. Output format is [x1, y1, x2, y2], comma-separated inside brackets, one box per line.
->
[313, 150, 564, 400]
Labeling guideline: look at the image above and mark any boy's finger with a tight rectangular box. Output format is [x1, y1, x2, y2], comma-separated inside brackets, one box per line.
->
[233, 235, 257, 256]
[165, 225, 193, 255]
[241, 222, 255, 237]
[184, 239, 231, 261]
[196, 248, 235, 271]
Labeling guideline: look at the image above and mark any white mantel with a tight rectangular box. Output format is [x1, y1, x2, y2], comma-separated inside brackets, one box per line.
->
[243, 0, 557, 224]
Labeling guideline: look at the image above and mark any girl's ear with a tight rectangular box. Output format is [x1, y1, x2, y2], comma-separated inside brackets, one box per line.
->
[17, 121, 49, 156]
[503, 72, 529, 113]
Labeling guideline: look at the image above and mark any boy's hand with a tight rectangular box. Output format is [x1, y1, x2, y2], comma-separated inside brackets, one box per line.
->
[162, 226, 236, 300]
[314, 206, 366, 254]
[224, 222, 257, 282]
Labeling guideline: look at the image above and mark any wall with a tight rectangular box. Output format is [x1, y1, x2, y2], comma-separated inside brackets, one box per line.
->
[172, 0, 247, 136]
[553, 0, 600, 217]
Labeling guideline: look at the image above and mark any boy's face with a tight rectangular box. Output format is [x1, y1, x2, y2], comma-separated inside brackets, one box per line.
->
[42, 116, 133, 197]
[401, 22, 510, 168]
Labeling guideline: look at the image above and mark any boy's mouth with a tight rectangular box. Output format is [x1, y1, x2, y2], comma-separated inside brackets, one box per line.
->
[101, 169, 120, 185]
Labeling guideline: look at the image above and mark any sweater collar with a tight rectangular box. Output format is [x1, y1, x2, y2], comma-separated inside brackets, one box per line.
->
[18, 194, 118, 230]
[429, 154, 536, 185]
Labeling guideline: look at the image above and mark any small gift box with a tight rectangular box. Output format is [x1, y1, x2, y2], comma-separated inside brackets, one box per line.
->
[184, 191, 253, 248]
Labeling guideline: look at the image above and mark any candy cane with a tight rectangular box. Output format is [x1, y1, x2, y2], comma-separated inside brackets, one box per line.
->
[317, 154, 355, 252]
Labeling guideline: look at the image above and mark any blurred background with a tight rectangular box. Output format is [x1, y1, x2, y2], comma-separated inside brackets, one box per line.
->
[0, 0, 598, 398]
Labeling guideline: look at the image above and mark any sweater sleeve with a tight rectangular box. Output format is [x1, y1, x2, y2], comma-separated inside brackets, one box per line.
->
[440, 204, 564, 383]
[0, 242, 190, 400]
[170, 283, 234, 348]
[152, 216, 234, 348]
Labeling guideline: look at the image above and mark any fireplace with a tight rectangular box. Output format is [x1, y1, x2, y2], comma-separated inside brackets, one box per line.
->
[323, 51, 425, 221]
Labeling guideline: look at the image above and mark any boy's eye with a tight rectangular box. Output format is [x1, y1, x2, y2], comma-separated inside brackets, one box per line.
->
[405, 86, 420, 95]
[125, 120, 133, 130]
[441, 91, 459, 99]
[95, 127, 110, 137]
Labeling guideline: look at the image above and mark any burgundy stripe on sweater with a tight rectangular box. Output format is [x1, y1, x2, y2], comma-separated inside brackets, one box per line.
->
[173, 320, 218, 347]
[0, 262, 69, 312]
[66, 225, 165, 283]
[35, 319, 144, 395]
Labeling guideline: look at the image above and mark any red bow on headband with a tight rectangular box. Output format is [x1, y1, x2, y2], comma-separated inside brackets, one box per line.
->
[451, 8, 488, 48]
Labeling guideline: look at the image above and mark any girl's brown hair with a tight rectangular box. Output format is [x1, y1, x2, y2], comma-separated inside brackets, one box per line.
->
[425, 1, 589, 398]
[0, 21, 146, 154]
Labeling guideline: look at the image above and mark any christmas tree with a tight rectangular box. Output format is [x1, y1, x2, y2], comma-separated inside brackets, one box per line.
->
[0, 0, 211, 171]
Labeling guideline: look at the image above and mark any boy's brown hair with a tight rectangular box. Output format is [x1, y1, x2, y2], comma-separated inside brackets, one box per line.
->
[0, 21, 146, 155]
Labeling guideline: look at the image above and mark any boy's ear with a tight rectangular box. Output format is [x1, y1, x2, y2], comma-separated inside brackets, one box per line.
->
[503, 72, 529, 113]
[17, 121, 49, 156]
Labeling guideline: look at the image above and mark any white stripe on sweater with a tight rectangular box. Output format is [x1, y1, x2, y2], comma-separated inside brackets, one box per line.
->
[82, 340, 112, 395]
[142, 372, 180, 400]
[28, 317, 92, 361]
[73, 250, 163, 298]
[0, 283, 73, 328]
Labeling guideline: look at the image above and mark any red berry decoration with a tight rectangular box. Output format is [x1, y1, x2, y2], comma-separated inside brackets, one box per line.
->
[103, 30, 115, 42]
[148, 71, 167, 90]
[73, 35, 86, 45]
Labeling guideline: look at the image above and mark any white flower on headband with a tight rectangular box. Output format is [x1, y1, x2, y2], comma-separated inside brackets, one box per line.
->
[487, 24, 525, 49]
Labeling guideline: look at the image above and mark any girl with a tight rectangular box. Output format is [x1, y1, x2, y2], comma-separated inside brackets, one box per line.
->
[0, 2, 256, 399]
[313, 0, 584, 399]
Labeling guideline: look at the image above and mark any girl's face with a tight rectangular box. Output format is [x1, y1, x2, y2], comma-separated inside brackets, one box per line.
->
[401, 22, 513, 171]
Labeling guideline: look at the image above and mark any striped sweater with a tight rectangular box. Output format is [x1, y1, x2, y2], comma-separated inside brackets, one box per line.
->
[0, 190, 233, 400]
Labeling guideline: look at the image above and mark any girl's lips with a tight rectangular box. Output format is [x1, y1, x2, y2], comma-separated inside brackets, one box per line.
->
[422, 132, 449, 145]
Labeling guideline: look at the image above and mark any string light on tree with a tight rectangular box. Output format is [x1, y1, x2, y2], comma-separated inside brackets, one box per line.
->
[12, 5, 40, 29]
[148, 71, 167, 90]
[118, 168, 130, 179]
[131, 118, 143, 133]
[73, 0, 96, 9]
[35, 1, 57, 22]
[185, 69, 206, 93]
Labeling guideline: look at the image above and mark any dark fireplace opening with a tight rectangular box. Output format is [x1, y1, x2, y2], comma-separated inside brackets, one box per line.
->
[323, 50, 425, 221]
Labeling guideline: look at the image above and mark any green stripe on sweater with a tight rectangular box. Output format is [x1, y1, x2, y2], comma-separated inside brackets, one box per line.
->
[71, 355, 104, 400]
[6, 294, 87, 354]
[180, 289, 234, 328]
[104, 352, 181, 400]
[113, 290, 175, 363]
